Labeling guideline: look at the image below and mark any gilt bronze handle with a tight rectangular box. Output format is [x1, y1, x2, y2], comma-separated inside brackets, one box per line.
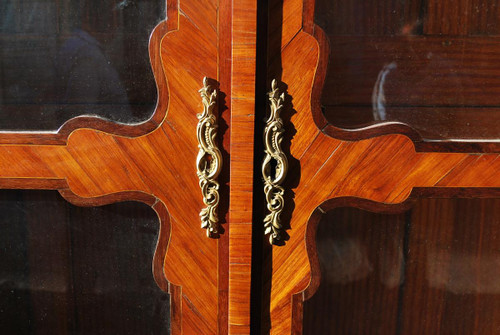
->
[197, 77, 222, 237]
[262, 79, 288, 244]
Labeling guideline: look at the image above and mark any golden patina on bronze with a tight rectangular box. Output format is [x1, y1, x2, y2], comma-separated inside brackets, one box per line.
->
[197, 77, 222, 237]
[262, 79, 288, 245]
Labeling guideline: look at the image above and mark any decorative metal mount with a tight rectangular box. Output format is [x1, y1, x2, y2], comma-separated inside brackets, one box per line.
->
[197, 77, 222, 237]
[262, 79, 288, 245]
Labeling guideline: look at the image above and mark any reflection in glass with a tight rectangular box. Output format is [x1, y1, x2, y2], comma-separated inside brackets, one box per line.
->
[0, 190, 170, 334]
[0, 0, 164, 130]
[316, 0, 500, 140]
[303, 198, 500, 334]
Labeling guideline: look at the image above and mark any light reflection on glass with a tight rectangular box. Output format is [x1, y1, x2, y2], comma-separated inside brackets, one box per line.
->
[316, 0, 500, 140]
[0, 0, 164, 130]
[304, 199, 500, 334]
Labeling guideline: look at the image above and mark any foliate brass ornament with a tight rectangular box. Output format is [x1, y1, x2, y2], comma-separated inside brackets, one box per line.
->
[262, 79, 288, 245]
[197, 77, 222, 237]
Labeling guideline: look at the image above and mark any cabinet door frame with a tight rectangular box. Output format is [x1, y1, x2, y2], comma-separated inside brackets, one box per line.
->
[0, 1, 232, 334]
[261, 0, 500, 333]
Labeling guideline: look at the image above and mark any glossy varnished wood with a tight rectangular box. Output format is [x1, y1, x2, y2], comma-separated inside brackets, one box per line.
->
[265, 0, 500, 333]
[0, 1, 223, 334]
[228, 0, 258, 333]
[1, 0, 499, 334]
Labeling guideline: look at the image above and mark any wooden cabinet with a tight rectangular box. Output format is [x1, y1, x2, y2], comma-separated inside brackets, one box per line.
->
[0, 0, 498, 334]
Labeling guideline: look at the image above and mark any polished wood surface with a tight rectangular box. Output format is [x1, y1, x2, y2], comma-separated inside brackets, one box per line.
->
[1, 0, 499, 334]
[228, 0, 257, 333]
[218, 1, 232, 334]
[265, 0, 500, 333]
[0, 1, 223, 333]
[303, 198, 500, 334]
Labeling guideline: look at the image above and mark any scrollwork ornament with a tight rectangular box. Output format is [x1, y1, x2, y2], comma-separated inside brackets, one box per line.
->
[262, 79, 288, 244]
[197, 77, 222, 237]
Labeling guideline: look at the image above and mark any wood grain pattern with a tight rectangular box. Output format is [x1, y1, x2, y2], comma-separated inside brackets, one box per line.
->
[401, 198, 500, 334]
[2, 0, 499, 333]
[265, 0, 500, 333]
[324, 106, 500, 141]
[218, 1, 232, 334]
[0, 1, 224, 334]
[228, 0, 258, 333]
[314, 0, 423, 35]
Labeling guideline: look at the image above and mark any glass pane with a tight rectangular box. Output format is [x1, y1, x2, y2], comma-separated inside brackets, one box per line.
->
[304, 198, 500, 334]
[0, 0, 164, 130]
[0, 190, 170, 334]
[316, 0, 500, 140]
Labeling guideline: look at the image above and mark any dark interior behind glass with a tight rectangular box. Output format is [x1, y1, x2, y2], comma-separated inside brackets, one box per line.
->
[316, 0, 500, 140]
[0, 190, 170, 334]
[0, 0, 164, 130]
[304, 198, 500, 334]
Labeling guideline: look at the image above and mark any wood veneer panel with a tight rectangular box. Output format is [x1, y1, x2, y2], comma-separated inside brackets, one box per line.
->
[229, 0, 258, 333]
[314, 0, 421, 35]
[219, 0, 232, 334]
[266, 0, 500, 333]
[315, 0, 500, 36]
[468, 0, 500, 35]
[402, 198, 500, 334]
[0, 0, 224, 333]
[425, 0, 472, 35]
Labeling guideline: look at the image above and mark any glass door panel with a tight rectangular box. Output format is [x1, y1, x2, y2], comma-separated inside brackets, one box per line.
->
[0, 190, 170, 334]
[304, 197, 500, 334]
[0, 0, 164, 130]
[315, 0, 500, 140]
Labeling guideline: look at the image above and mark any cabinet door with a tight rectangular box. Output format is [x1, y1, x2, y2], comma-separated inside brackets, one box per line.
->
[0, 1, 228, 334]
[262, 0, 500, 334]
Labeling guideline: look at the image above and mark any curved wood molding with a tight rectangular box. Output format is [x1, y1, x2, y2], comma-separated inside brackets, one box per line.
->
[266, 0, 500, 333]
[0, 1, 222, 334]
